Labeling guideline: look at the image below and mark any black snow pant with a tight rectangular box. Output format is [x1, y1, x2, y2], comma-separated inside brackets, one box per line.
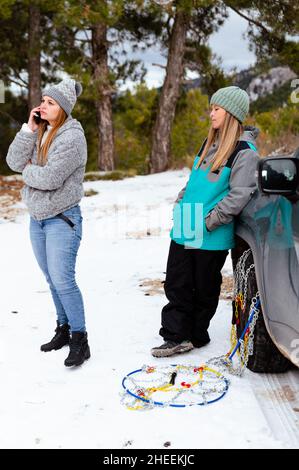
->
[159, 240, 228, 346]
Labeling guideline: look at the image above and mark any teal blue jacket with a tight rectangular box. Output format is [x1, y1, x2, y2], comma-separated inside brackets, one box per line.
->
[170, 126, 260, 250]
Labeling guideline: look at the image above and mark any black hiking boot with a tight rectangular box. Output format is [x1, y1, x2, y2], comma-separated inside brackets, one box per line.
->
[40, 321, 70, 352]
[64, 332, 91, 367]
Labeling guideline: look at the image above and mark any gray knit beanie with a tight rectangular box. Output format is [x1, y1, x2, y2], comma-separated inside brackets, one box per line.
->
[42, 78, 83, 116]
[210, 86, 249, 123]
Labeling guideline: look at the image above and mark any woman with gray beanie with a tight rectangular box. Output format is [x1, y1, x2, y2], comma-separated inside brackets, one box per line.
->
[6, 78, 90, 367]
[151, 85, 260, 358]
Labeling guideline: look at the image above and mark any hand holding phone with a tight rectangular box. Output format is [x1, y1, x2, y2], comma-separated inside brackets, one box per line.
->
[28, 106, 42, 132]
[33, 111, 41, 124]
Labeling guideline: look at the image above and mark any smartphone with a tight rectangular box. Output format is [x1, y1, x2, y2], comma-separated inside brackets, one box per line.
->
[33, 111, 41, 124]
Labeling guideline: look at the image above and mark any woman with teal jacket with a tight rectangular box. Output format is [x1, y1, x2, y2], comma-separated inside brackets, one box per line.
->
[151, 86, 260, 358]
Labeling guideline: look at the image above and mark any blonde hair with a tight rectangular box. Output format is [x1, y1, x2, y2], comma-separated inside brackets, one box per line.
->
[37, 107, 67, 165]
[195, 112, 243, 172]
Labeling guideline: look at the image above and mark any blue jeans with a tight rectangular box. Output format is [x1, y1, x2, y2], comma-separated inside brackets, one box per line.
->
[29, 205, 86, 332]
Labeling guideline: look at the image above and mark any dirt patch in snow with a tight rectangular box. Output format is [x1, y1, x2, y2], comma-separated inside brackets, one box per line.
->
[139, 278, 165, 296]
[221, 276, 234, 300]
[126, 228, 162, 238]
[139, 275, 234, 300]
[261, 385, 298, 403]
[0, 175, 26, 221]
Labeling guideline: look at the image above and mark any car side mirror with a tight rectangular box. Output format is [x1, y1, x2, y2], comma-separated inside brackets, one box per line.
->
[258, 157, 299, 196]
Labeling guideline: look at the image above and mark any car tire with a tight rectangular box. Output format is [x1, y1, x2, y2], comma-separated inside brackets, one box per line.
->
[231, 237, 293, 373]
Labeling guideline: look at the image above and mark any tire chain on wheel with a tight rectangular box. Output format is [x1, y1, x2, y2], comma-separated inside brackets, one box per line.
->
[232, 239, 292, 373]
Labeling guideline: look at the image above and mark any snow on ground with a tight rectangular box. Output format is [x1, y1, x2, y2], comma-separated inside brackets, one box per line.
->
[0, 169, 287, 449]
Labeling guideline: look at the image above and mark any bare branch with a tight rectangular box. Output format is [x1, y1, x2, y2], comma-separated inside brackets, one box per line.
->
[0, 109, 21, 126]
[183, 61, 202, 72]
[152, 62, 167, 69]
[3, 76, 28, 89]
[227, 4, 272, 36]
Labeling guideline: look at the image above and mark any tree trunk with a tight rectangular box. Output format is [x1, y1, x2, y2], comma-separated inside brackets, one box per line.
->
[149, 9, 189, 174]
[28, 3, 41, 110]
[91, 22, 114, 171]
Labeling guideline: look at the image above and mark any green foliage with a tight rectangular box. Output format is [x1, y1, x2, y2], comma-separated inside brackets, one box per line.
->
[0, 1, 63, 93]
[86, 85, 210, 174]
[227, 1, 299, 75]
[254, 100, 299, 137]
[113, 84, 158, 174]
[115, 83, 158, 135]
[72, 94, 98, 172]
[84, 189, 99, 197]
[2, 79, 299, 178]
[84, 169, 137, 181]
[0, 89, 27, 175]
[276, 41, 299, 76]
[114, 127, 149, 174]
[0, 0, 17, 18]
[171, 88, 210, 165]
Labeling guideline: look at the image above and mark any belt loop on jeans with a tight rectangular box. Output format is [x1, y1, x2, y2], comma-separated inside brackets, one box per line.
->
[56, 213, 75, 229]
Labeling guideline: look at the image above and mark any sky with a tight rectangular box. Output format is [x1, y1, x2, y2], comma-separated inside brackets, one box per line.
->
[121, 9, 256, 91]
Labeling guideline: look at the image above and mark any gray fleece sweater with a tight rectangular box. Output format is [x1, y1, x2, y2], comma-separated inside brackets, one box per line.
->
[175, 126, 260, 231]
[6, 116, 87, 220]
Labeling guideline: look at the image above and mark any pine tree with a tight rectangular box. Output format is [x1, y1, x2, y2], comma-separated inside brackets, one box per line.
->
[0, 1, 60, 111]
[149, 0, 227, 173]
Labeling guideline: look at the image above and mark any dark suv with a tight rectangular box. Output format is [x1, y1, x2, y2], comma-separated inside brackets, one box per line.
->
[232, 148, 299, 373]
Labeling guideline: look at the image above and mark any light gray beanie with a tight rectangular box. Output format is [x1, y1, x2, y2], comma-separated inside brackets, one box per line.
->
[210, 85, 249, 123]
[42, 78, 83, 116]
